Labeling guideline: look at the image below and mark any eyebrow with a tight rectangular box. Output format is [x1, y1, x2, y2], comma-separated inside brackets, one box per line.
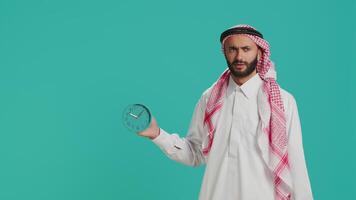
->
[228, 45, 251, 49]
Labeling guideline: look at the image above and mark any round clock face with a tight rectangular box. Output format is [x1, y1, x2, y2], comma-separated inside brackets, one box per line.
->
[122, 104, 151, 132]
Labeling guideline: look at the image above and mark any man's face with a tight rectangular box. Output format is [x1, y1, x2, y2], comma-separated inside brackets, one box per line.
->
[223, 35, 261, 78]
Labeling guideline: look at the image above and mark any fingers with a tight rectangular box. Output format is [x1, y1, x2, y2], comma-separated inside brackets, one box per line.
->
[150, 117, 157, 127]
[137, 116, 159, 139]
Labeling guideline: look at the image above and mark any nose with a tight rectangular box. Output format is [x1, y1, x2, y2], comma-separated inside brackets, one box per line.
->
[235, 49, 243, 61]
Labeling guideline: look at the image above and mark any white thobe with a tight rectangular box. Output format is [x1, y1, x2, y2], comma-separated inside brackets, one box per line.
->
[152, 73, 313, 200]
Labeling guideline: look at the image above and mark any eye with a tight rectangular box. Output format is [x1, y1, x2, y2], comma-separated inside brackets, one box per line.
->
[227, 47, 237, 53]
[242, 47, 250, 52]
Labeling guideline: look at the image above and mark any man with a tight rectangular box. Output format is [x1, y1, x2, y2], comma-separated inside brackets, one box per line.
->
[138, 24, 313, 200]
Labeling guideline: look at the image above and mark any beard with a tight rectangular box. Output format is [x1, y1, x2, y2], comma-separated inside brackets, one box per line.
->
[226, 56, 258, 78]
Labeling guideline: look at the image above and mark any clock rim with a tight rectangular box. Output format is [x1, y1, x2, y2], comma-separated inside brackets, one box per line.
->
[122, 103, 152, 132]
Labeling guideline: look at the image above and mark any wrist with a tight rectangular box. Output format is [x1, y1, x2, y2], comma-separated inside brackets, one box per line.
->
[149, 127, 160, 140]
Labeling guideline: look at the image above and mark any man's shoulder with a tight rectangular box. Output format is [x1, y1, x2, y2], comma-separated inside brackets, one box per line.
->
[193, 83, 216, 110]
[201, 85, 214, 99]
[279, 87, 298, 112]
[280, 87, 294, 100]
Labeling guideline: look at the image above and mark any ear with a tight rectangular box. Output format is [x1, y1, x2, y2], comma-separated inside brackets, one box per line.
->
[257, 49, 262, 60]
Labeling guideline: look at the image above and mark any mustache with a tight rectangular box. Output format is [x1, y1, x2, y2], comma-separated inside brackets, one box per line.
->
[232, 60, 247, 65]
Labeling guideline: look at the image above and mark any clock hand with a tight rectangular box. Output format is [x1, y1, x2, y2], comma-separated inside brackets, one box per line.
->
[129, 112, 138, 119]
[137, 109, 145, 118]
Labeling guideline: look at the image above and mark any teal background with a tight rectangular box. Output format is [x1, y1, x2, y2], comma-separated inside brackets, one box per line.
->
[1, 0, 355, 199]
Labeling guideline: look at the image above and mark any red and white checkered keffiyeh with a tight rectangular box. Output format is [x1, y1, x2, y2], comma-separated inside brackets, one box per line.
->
[202, 24, 292, 200]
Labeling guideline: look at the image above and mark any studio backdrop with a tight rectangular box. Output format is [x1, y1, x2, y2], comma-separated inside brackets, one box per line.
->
[0, 0, 355, 199]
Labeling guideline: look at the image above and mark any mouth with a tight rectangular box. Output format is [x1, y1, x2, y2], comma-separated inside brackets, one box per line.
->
[234, 63, 246, 70]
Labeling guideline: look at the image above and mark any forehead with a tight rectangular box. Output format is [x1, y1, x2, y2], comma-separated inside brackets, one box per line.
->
[224, 34, 257, 47]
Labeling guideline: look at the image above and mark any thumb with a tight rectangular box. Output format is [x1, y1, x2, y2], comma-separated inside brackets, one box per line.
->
[150, 116, 158, 128]
[137, 116, 159, 139]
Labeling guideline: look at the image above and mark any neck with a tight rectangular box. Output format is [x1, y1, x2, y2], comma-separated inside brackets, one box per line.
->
[231, 70, 257, 86]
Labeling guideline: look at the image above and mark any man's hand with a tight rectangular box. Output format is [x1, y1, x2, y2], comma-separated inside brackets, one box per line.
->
[137, 117, 160, 140]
